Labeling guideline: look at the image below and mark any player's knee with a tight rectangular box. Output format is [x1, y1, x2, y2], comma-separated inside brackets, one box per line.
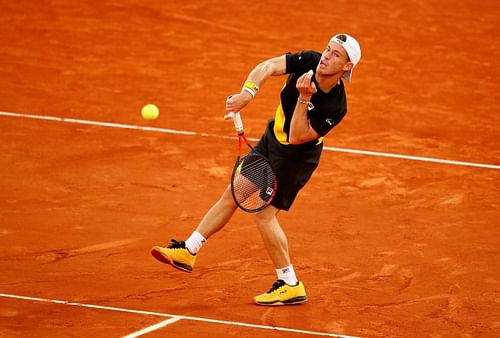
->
[252, 208, 277, 227]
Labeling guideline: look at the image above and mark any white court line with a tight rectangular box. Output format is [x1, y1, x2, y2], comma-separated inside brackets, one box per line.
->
[322, 146, 500, 169]
[1, 111, 499, 170]
[0, 293, 358, 338]
[122, 317, 182, 338]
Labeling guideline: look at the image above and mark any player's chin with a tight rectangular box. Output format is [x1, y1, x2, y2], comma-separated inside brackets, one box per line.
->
[316, 64, 330, 74]
[315, 68, 327, 76]
[316, 67, 340, 78]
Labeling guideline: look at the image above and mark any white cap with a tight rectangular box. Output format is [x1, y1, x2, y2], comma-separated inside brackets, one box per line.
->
[330, 34, 361, 82]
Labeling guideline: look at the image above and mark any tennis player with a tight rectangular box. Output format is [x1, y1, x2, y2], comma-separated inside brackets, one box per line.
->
[152, 34, 361, 306]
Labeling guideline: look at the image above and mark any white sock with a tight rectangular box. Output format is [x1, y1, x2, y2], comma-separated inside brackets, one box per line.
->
[276, 265, 298, 286]
[185, 231, 206, 255]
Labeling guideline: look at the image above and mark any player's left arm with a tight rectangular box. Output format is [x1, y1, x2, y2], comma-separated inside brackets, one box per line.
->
[289, 70, 320, 145]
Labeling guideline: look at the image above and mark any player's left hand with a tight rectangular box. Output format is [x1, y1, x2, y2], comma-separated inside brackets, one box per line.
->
[296, 69, 317, 100]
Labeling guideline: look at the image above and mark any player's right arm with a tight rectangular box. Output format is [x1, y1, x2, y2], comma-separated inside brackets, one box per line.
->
[225, 55, 286, 114]
[246, 55, 287, 84]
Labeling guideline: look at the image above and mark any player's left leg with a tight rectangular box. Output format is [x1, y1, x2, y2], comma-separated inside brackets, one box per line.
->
[253, 206, 289, 267]
[252, 206, 307, 305]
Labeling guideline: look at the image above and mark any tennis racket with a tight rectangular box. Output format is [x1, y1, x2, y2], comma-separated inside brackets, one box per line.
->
[224, 112, 277, 213]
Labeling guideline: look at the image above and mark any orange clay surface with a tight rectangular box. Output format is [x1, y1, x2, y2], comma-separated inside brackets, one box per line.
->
[0, 1, 499, 337]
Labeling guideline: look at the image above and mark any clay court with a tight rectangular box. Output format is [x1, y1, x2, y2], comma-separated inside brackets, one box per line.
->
[1, 1, 499, 337]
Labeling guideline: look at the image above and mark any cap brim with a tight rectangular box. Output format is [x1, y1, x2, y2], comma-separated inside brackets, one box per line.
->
[342, 69, 353, 82]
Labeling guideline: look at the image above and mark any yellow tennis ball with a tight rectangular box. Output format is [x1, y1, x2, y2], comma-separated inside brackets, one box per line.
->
[141, 104, 159, 120]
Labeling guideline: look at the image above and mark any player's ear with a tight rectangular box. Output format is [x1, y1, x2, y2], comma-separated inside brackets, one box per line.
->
[343, 62, 354, 72]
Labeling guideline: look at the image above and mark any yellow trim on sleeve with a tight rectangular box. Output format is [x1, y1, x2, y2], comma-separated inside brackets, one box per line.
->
[273, 103, 289, 145]
[273, 103, 325, 146]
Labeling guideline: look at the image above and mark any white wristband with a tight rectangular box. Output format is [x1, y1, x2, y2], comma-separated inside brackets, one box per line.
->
[242, 87, 256, 97]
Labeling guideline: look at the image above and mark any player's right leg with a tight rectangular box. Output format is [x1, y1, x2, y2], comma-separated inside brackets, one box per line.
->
[151, 239, 197, 272]
[151, 185, 237, 272]
[195, 185, 237, 239]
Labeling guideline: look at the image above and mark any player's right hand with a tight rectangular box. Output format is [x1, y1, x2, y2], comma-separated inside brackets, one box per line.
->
[225, 91, 252, 115]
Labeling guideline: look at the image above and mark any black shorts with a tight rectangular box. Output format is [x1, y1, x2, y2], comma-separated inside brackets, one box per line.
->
[253, 120, 323, 211]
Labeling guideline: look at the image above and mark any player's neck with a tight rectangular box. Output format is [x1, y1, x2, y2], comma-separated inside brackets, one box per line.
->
[315, 73, 342, 93]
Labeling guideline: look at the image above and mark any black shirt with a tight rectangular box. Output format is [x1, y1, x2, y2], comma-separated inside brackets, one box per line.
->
[273, 50, 347, 145]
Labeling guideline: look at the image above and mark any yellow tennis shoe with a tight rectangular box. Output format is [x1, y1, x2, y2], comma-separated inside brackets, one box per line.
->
[151, 240, 196, 272]
[254, 279, 308, 306]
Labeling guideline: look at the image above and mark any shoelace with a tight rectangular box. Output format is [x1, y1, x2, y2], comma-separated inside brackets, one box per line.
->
[167, 239, 185, 249]
[267, 279, 286, 293]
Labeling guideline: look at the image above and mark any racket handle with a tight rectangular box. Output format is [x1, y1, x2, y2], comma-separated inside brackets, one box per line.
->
[231, 112, 244, 134]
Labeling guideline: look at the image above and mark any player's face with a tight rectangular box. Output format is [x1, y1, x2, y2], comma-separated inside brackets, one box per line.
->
[316, 42, 352, 77]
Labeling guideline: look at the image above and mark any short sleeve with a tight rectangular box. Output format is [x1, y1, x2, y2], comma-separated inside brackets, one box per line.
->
[286, 50, 321, 75]
[309, 109, 347, 137]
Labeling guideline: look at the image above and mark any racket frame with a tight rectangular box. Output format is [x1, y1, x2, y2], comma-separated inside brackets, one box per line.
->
[229, 112, 276, 213]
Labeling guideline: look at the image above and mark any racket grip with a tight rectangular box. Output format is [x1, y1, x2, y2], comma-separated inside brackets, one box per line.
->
[231, 112, 244, 134]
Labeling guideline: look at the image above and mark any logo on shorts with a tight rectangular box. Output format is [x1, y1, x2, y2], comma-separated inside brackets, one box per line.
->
[325, 118, 334, 126]
[266, 187, 274, 196]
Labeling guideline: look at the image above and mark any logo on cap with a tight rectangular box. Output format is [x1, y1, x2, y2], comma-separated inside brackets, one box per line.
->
[335, 34, 347, 43]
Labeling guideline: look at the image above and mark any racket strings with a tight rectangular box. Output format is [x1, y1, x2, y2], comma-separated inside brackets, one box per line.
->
[240, 159, 270, 175]
[232, 154, 276, 211]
